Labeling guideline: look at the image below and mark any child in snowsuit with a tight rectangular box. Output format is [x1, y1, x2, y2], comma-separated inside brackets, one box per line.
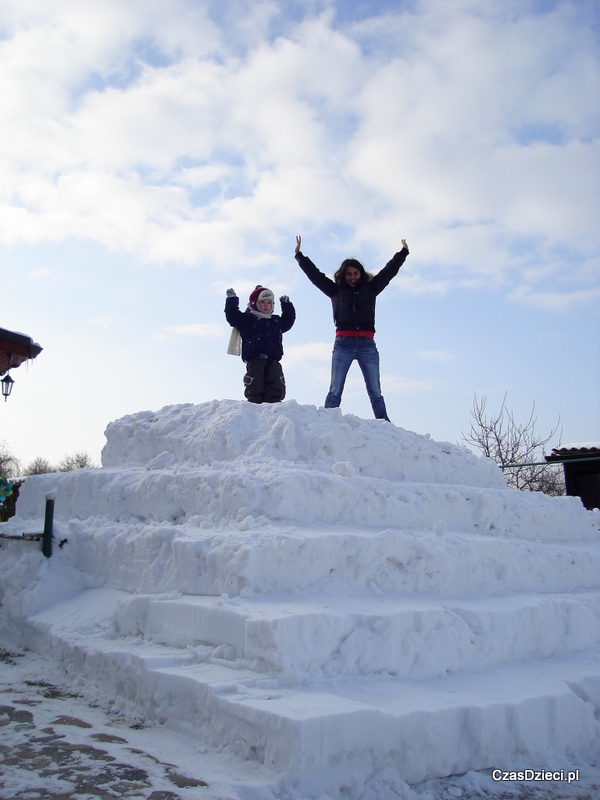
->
[225, 285, 295, 404]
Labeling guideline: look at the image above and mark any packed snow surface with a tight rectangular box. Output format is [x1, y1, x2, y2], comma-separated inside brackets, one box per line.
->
[1, 400, 599, 800]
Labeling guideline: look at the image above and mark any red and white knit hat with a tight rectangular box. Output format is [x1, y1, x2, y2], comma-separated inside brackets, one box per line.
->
[248, 285, 274, 310]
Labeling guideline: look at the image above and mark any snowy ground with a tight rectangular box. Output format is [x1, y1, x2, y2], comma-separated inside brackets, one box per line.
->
[0, 644, 240, 800]
[1, 644, 598, 800]
[1, 400, 599, 799]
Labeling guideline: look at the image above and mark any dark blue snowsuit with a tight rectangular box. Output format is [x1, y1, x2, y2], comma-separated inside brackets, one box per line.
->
[225, 296, 295, 403]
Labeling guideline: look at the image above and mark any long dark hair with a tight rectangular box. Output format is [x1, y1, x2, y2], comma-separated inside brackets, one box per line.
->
[333, 258, 371, 286]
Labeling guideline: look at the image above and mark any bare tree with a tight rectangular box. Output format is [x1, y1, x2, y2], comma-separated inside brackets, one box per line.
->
[0, 442, 20, 479]
[0, 443, 21, 521]
[462, 394, 565, 496]
[58, 451, 97, 471]
[23, 457, 55, 475]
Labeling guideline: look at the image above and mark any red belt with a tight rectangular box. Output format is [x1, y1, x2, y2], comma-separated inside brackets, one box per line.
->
[336, 330, 374, 339]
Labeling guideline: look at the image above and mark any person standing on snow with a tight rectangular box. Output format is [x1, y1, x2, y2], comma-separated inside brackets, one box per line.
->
[225, 285, 295, 404]
[294, 235, 409, 421]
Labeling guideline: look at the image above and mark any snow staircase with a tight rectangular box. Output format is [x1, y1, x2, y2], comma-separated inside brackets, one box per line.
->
[20, 523, 600, 795]
[3, 401, 600, 797]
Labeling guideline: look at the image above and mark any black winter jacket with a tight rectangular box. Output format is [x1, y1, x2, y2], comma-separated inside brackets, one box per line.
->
[295, 248, 408, 333]
[225, 296, 295, 363]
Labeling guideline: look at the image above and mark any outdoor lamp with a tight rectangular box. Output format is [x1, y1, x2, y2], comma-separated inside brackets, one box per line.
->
[1, 374, 14, 401]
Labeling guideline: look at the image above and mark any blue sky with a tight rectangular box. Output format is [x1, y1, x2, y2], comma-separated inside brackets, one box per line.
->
[1, 0, 599, 468]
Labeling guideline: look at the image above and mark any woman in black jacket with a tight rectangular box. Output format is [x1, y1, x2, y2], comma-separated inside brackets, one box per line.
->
[294, 235, 409, 420]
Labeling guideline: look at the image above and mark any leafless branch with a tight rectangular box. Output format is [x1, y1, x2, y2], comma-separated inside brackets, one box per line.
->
[462, 393, 565, 496]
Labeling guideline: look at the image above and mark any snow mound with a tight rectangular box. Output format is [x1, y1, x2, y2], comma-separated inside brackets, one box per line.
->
[101, 399, 505, 488]
[14, 401, 592, 542]
[2, 400, 600, 799]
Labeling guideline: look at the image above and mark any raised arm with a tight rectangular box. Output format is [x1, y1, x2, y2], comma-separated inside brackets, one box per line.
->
[294, 235, 337, 297]
[369, 241, 410, 295]
[279, 295, 296, 332]
[224, 290, 246, 329]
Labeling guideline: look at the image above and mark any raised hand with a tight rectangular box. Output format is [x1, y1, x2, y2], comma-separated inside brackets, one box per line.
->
[226, 288, 237, 297]
[295, 235, 302, 255]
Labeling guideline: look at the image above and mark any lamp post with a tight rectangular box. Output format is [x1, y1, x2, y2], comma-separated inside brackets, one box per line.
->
[1, 374, 14, 401]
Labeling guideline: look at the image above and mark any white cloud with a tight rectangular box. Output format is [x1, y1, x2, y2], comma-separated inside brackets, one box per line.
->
[418, 349, 457, 363]
[87, 316, 114, 328]
[0, 0, 597, 305]
[507, 284, 600, 312]
[283, 341, 332, 367]
[28, 268, 52, 279]
[161, 323, 224, 339]
[381, 374, 439, 394]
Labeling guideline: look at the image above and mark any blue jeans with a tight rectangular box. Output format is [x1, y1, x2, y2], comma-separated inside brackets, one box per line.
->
[325, 337, 389, 420]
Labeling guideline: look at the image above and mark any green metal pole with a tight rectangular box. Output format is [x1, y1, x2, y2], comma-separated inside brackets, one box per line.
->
[42, 492, 55, 558]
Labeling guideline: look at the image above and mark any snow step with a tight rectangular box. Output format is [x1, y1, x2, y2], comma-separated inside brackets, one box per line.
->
[114, 590, 600, 679]
[15, 461, 595, 540]
[26, 518, 600, 598]
[155, 649, 600, 787]
[24, 591, 600, 790]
